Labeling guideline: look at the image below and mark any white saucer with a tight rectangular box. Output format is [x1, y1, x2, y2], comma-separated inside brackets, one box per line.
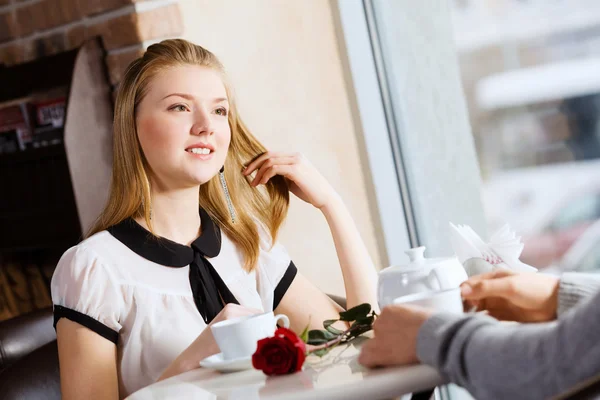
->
[199, 353, 253, 373]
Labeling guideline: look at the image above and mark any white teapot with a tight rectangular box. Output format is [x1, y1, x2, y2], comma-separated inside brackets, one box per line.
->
[377, 246, 469, 308]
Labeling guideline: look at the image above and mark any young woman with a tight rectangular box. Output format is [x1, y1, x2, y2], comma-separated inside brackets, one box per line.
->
[51, 39, 378, 399]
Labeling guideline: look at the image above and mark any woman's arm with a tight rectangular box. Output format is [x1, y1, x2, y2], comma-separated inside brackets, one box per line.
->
[319, 194, 379, 311]
[158, 325, 219, 381]
[245, 152, 380, 316]
[56, 319, 120, 400]
[158, 303, 263, 380]
[57, 304, 263, 399]
[57, 319, 218, 397]
[274, 194, 380, 332]
[275, 272, 345, 332]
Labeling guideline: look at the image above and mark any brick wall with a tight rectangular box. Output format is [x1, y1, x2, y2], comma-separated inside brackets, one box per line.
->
[0, 0, 183, 87]
[0, 0, 184, 321]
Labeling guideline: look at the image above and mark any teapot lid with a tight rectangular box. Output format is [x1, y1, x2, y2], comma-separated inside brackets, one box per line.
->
[381, 246, 453, 274]
[405, 246, 427, 264]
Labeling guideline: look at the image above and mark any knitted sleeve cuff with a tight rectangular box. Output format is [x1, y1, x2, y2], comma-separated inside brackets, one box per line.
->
[558, 273, 600, 316]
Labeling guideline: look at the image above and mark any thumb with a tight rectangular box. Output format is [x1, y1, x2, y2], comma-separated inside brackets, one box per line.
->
[461, 277, 515, 301]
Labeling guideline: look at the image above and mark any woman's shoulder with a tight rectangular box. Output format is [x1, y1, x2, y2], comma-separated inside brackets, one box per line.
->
[55, 230, 130, 278]
[51, 231, 126, 338]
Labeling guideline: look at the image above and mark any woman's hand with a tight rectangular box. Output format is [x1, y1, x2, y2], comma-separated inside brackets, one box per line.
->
[461, 269, 560, 322]
[202, 304, 264, 352]
[243, 152, 338, 209]
[159, 304, 262, 380]
[358, 304, 433, 368]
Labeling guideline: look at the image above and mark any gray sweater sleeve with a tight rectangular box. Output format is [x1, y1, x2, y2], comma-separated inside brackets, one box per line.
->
[416, 287, 600, 400]
[557, 272, 600, 315]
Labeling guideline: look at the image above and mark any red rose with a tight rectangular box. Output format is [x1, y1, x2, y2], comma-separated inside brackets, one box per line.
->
[252, 327, 307, 376]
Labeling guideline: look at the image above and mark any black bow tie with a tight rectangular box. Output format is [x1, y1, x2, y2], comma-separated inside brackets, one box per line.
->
[108, 208, 239, 324]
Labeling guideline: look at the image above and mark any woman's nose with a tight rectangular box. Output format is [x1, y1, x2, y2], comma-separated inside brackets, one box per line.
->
[191, 113, 214, 136]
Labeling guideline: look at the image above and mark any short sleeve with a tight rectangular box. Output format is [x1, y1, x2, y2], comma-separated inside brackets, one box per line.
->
[255, 226, 297, 311]
[51, 245, 124, 344]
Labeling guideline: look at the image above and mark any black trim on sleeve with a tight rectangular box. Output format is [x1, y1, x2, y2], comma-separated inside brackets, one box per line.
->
[53, 305, 119, 345]
[273, 261, 298, 310]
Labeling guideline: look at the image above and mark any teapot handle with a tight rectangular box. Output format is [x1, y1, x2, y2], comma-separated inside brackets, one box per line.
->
[429, 266, 456, 290]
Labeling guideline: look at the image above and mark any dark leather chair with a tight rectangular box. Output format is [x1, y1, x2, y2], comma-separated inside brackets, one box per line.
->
[0, 307, 55, 371]
[0, 307, 60, 400]
[559, 373, 600, 400]
[0, 340, 60, 400]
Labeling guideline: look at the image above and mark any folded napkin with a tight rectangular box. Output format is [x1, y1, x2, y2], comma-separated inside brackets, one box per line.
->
[449, 222, 537, 275]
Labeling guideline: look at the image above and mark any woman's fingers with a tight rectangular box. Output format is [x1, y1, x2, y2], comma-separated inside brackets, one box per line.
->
[244, 152, 292, 176]
[250, 156, 297, 186]
[217, 304, 263, 322]
[243, 152, 275, 176]
[258, 165, 294, 185]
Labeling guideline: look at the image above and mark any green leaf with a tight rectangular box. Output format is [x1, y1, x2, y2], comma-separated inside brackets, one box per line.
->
[323, 319, 338, 329]
[312, 348, 331, 357]
[325, 325, 343, 335]
[352, 315, 375, 328]
[339, 303, 372, 322]
[299, 322, 310, 343]
[323, 319, 343, 335]
[307, 329, 338, 345]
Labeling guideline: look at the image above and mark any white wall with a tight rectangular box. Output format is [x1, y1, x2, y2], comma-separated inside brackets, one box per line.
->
[177, 0, 385, 296]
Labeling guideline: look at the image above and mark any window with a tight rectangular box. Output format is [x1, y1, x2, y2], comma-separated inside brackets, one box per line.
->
[550, 193, 600, 231]
[451, 0, 600, 269]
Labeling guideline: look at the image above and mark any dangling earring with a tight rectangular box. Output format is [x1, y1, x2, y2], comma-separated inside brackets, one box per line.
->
[219, 166, 236, 223]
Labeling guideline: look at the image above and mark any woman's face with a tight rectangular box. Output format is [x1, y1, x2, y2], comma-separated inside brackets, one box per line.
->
[136, 65, 231, 189]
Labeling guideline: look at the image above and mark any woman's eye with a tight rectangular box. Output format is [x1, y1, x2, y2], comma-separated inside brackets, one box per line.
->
[215, 107, 228, 116]
[170, 105, 188, 112]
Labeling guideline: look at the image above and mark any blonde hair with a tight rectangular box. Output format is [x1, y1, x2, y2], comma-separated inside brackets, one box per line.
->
[88, 39, 289, 271]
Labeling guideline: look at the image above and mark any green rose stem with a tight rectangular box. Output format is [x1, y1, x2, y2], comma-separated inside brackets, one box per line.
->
[307, 323, 372, 354]
[301, 303, 377, 357]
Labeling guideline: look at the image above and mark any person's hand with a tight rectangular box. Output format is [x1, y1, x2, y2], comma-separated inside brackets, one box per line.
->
[358, 304, 433, 368]
[199, 304, 263, 356]
[209, 303, 263, 326]
[461, 269, 560, 322]
[243, 152, 338, 209]
[161, 304, 263, 379]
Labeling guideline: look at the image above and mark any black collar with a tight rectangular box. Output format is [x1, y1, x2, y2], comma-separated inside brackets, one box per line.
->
[107, 208, 222, 267]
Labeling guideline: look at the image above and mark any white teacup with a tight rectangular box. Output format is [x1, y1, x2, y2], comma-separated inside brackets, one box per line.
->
[393, 288, 463, 314]
[210, 311, 290, 360]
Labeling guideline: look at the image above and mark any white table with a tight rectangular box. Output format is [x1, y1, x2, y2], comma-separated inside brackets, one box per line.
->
[127, 339, 446, 400]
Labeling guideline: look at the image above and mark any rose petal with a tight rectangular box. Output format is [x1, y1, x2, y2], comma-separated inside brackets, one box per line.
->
[294, 345, 306, 372]
[255, 337, 294, 375]
[253, 329, 308, 376]
[269, 339, 295, 375]
[276, 327, 307, 355]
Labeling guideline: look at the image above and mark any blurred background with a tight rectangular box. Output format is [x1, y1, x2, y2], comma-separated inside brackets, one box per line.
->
[452, 0, 600, 274]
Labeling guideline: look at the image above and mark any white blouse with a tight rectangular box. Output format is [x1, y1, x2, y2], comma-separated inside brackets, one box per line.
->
[50, 209, 296, 398]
